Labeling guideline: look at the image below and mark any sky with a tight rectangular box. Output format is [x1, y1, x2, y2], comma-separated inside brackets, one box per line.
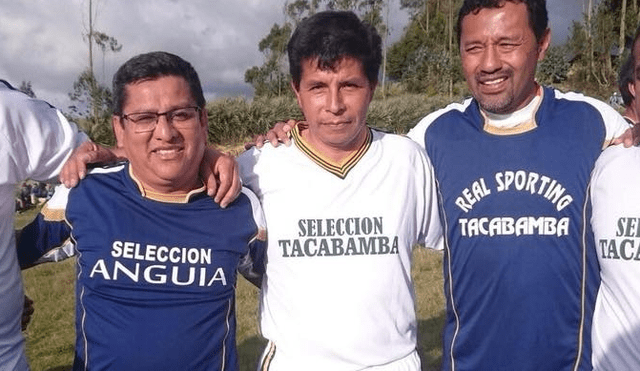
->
[0, 0, 593, 111]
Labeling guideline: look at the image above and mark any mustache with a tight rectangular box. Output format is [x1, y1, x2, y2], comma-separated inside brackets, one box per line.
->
[476, 70, 513, 83]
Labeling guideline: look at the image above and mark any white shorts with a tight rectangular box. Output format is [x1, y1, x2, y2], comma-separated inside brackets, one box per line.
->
[257, 341, 421, 371]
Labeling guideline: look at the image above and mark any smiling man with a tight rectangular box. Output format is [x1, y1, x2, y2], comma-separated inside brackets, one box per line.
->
[238, 11, 442, 371]
[17, 52, 266, 371]
[407, 0, 629, 370]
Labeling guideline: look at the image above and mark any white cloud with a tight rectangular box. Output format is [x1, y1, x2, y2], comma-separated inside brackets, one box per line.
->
[0, 0, 587, 110]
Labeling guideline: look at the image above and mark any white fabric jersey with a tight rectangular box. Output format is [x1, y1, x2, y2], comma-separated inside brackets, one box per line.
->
[0, 81, 86, 371]
[590, 144, 640, 371]
[238, 126, 442, 371]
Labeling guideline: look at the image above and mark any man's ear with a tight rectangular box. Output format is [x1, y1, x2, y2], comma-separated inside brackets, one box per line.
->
[630, 82, 637, 99]
[199, 107, 208, 128]
[199, 107, 209, 145]
[291, 81, 302, 107]
[537, 28, 551, 61]
[368, 81, 378, 104]
[112, 115, 125, 148]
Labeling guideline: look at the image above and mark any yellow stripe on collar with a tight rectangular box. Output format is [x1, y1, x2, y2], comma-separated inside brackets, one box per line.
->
[291, 124, 372, 179]
[129, 166, 205, 203]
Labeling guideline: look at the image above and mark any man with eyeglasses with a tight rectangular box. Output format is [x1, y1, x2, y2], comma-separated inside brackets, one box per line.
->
[17, 51, 266, 371]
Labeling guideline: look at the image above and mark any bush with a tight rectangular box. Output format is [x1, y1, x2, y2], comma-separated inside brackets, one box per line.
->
[206, 96, 302, 145]
[206, 93, 462, 147]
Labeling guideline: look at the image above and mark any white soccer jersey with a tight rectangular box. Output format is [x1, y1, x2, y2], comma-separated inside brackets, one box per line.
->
[238, 126, 442, 371]
[0, 80, 86, 371]
[590, 144, 640, 371]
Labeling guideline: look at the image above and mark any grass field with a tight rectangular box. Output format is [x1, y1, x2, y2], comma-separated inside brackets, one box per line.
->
[17, 207, 445, 371]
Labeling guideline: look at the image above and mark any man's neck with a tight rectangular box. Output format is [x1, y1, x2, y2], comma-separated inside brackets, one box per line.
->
[481, 87, 543, 133]
[623, 107, 638, 124]
[298, 124, 369, 163]
[129, 165, 203, 202]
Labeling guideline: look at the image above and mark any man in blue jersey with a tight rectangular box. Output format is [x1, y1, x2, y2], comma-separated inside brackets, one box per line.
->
[17, 51, 266, 371]
[406, 0, 629, 370]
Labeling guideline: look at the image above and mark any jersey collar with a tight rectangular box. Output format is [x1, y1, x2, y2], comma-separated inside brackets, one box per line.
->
[481, 85, 543, 136]
[291, 123, 372, 179]
[128, 164, 205, 203]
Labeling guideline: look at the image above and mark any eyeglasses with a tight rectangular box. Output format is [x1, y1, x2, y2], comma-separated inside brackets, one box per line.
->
[121, 106, 201, 133]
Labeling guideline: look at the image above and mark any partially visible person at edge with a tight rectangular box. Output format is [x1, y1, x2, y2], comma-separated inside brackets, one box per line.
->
[251, 0, 631, 370]
[16, 51, 266, 371]
[0, 79, 87, 371]
[619, 51, 638, 125]
[589, 24, 640, 371]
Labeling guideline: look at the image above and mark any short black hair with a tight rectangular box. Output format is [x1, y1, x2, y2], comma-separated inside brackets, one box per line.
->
[112, 51, 205, 115]
[630, 24, 640, 74]
[287, 10, 382, 89]
[619, 53, 635, 107]
[456, 0, 548, 45]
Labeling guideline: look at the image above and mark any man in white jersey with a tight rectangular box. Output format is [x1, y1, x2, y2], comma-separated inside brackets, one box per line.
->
[0, 80, 88, 371]
[589, 26, 640, 371]
[238, 11, 442, 371]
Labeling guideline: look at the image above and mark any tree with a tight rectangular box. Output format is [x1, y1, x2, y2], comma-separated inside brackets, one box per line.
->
[18, 81, 36, 98]
[68, 70, 114, 144]
[244, 23, 293, 98]
[537, 46, 570, 85]
[246, 0, 391, 98]
[67, 0, 122, 145]
[619, 0, 628, 63]
[565, 0, 638, 95]
[387, 0, 464, 96]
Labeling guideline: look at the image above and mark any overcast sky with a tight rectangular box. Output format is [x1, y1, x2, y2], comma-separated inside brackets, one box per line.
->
[0, 0, 593, 111]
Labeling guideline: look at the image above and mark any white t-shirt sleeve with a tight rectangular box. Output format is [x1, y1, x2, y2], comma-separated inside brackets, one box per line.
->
[237, 147, 263, 197]
[0, 86, 88, 184]
[591, 98, 629, 146]
[415, 145, 443, 250]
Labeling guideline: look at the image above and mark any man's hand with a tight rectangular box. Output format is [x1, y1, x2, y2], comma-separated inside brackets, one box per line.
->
[244, 119, 296, 150]
[201, 148, 241, 208]
[21, 295, 34, 331]
[612, 125, 640, 147]
[59, 142, 120, 188]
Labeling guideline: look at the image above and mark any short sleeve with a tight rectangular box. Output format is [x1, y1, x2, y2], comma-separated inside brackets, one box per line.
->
[0, 85, 87, 185]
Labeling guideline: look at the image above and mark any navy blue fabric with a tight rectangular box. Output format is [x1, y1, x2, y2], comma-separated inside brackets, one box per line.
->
[426, 87, 603, 371]
[19, 164, 264, 371]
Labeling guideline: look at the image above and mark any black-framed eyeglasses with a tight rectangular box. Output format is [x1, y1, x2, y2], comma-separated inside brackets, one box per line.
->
[121, 106, 201, 133]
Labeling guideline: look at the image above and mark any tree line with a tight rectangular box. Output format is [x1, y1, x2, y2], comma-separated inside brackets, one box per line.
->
[246, 0, 640, 100]
[18, 0, 638, 146]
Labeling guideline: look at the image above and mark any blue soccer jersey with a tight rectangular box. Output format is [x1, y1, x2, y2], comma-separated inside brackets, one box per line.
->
[18, 163, 266, 371]
[408, 86, 628, 371]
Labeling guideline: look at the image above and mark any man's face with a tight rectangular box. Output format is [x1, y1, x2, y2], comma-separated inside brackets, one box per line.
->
[459, 1, 550, 114]
[113, 75, 207, 193]
[293, 57, 375, 155]
[631, 42, 640, 117]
